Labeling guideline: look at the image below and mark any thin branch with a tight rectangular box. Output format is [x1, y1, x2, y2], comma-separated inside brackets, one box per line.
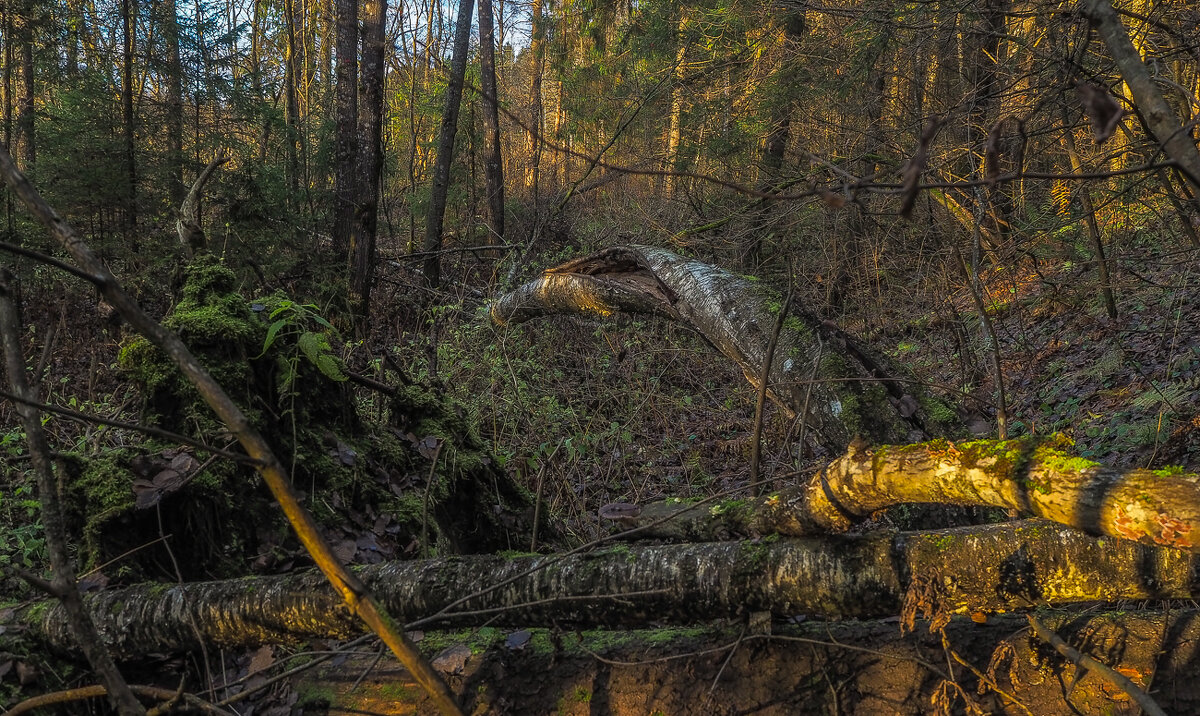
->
[750, 284, 792, 494]
[1026, 613, 1166, 716]
[0, 240, 97, 281]
[1, 268, 146, 716]
[0, 388, 258, 463]
[3, 685, 231, 716]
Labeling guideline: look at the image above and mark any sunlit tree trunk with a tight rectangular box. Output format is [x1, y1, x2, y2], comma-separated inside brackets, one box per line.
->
[421, 0, 474, 288]
[665, 10, 687, 195]
[350, 0, 387, 322]
[478, 0, 504, 243]
[525, 0, 544, 199]
[332, 0, 358, 258]
[1, 2, 11, 231]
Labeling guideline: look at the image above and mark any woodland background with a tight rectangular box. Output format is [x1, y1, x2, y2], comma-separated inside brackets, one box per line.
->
[2, 0, 1200, 712]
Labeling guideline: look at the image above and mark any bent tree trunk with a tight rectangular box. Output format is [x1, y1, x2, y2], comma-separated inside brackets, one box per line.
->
[491, 245, 962, 453]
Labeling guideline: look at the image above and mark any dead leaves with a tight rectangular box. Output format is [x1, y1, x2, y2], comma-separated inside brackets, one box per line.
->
[131, 448, 201, 509]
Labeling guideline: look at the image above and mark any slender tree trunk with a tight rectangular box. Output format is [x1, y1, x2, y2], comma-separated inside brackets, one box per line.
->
[477, 0, 504, 244]
[741, 11, 805, 271]
[3, 3, 12, 232]
[1061, 121, 1117, 319]
[525, 0, 544, 199]
[284, 0, 304, 207]
[665, 12, 687, 195]
[121, 0, 137, 242]
[14, 0, 33, 169]
[332, 0, 358, 259]
[163, 0, 185, 210]
[350, 0, 387, 322]
[420, 0, 474, 288]
[0, 272, 147, 716]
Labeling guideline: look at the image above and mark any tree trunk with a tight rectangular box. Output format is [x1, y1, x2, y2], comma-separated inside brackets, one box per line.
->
[626, 437, 1200, 552]
[120, 0, 137, 241]
[492, 246, 961, 452]
[741, 11, 805, 271]
[162, 0, 185, 210]
[525, 0, 545, 199]
[420, 0, 474, 288]
[286, 0, 308, 210]
[1084, 0, 1200, 193]
[1061, 120, 1117, 319]
[13, 520, 1200, 656]
[14, 0, 33, 168]
[349, 0, 387, 322]
[331, 0, 357, 259]
[477, 0, 504, 244]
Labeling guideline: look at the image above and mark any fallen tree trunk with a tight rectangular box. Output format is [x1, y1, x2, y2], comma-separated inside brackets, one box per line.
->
[292, 610, 1200, 715]
[11, 520, 1198, 657]
[626, 437, 1200, 551]
[491, 245, 963, 452]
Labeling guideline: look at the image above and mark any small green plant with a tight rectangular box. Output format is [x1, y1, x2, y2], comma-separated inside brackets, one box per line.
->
[258, 298, 348, 396]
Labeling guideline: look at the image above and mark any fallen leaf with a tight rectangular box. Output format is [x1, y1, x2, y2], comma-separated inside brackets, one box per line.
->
[332, 539, 356, 563]
[248, 645, 275, 674]
[432, 643, 472, 675]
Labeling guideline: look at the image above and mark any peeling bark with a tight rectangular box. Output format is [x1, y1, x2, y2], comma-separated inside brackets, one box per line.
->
[13, 521, 1200, 657]
[492, 246, 960, 452]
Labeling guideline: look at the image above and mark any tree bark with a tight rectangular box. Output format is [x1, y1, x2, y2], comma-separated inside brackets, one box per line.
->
[477, 0, 504, 244]
[742, 10, 805, 270]
[162, 0, 185, 209]
[332, 0, 357, 258]
[349, 0, 387, 322]
[525, 0, 545, 198]
[626, 437, 1200, 552]
[1061, 119, 1117, 319]
[14, 0, 33, 168]
[252, 609, 1200, 715]
[1084, 0, 1200, 193]
[421, 0, 475, 288]
[121, 0, 137, 240]
[12, 521, 1200, 657]
[491, 246, 960, 452]
[176, 152, 228, 258]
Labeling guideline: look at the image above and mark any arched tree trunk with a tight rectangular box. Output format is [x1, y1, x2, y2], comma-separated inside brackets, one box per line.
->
[492, 246, 962, 453]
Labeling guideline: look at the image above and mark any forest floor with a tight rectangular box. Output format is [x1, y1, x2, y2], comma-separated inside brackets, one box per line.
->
[3, 215, 1199, 714]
